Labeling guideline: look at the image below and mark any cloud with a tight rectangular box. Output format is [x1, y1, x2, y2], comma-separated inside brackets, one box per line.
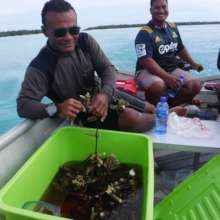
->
[0, 0, 219, 31]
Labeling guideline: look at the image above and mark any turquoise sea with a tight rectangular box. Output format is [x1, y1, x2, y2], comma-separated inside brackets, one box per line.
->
[0, 25, 220, 135]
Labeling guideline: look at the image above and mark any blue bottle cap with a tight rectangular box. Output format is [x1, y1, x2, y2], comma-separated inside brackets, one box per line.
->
[160, 96, 167, 102]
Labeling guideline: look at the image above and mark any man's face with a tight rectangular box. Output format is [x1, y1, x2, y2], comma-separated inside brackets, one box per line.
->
[44, 9, 79, 53]
[150, 0, 169, 24]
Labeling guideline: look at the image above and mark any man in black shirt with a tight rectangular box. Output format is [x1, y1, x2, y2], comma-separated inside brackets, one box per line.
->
[17, 0, 155, 132]
[135, 0, 204, 105]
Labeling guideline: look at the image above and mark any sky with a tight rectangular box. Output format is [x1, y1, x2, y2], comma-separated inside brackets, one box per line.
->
[0, 0, 220, 31]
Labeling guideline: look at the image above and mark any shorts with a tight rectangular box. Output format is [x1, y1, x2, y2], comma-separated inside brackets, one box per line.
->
[77, 109, 119, 130]
[136, 68, 194, 90]
[77, 89, 147, 130]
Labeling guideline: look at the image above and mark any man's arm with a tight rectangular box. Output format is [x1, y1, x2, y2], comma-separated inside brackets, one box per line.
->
[174, 24, 203, 72]
[86, 34, 116, 120]
[17, 67, 85, 120]
[17, 67, 50, 119]
[178, 47, 203, 72]
[86, 34, 116, 99]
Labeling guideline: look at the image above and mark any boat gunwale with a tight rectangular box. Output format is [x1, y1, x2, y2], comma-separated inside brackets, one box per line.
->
[0, 120, 34, 151]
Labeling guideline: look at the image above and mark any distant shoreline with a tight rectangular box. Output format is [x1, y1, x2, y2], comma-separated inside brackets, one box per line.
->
[1, 21, 220, 38]
[85, 21, 220, 31]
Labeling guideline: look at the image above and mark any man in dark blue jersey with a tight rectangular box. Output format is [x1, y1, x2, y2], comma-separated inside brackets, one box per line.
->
[135, 0, 204, 105]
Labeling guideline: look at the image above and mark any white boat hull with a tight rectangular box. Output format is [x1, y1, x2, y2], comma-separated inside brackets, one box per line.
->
[0, 73, 220, 189]
[0, 118, 63, 188]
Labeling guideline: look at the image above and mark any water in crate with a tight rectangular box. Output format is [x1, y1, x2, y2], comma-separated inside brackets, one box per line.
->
[38, 153, 143, 220]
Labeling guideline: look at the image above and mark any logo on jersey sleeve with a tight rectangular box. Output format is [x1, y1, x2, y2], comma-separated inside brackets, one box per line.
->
[135, 44, 147, 58]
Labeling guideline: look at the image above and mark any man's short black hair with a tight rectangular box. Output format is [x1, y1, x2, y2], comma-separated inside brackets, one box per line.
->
[150, 0, 168, 6]
[41, 0, 75, 26]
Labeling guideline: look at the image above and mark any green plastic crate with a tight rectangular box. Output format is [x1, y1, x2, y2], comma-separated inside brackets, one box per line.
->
[154, 155, 220, 220]
[0, 127, 154, 220]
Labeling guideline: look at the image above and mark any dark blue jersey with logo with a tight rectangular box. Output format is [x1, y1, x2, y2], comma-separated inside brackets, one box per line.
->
[135, 21, 184, 72]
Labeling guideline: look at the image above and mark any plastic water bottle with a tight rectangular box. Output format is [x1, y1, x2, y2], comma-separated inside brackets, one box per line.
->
[155, 96, 169, 134]
[167, 74, 184, 98]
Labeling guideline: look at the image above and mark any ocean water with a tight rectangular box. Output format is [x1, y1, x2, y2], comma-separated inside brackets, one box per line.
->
[0, 25, 220, 135]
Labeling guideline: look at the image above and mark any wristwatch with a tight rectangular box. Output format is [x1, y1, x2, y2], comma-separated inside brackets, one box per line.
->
[45, 103, 58, 117]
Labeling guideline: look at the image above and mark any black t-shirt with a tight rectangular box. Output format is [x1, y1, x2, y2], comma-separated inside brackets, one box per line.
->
[17, 33, 116, 119]
[135, 21, 184, 72]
